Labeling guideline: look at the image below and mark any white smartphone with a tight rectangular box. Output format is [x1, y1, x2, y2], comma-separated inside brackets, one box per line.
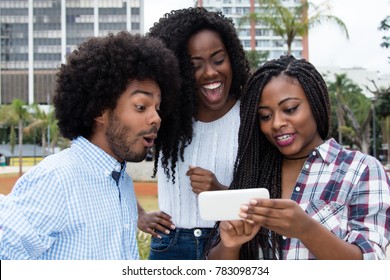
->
[198, 188, 270, 221]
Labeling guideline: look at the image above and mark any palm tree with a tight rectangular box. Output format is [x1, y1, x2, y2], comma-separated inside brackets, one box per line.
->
[341, 92, 371, 154]
[240, 0, 349, 55]
[327, 73, 356, 145]
[328, 74, 371, 154]
[0, 113, 16, 154]
[366, 80, 390, 164]
[24, 104, 51, 157]
[24, 104, 66, 156]
[379, 15, 389, 62]
[245, 50, 269, 72]
[0, 99, 31, 176]
[47, 109, 61, 153]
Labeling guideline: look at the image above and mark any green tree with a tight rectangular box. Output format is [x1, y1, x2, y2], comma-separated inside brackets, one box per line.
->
[0, 99, 31, 176]
[24, 104, 51, 157]
[245, 50, 269, 72]
[47, 111, 62, 153]
[341, 91, 371, 154]
[240, 0, 349, 55]
[328, 74, 371, 154]
[366, 80, 390, 164]
[379, 16, 390, 48]
[327, 73, 352, 145]
[379, 15, 390, 63]
[25, 104, 64, 156]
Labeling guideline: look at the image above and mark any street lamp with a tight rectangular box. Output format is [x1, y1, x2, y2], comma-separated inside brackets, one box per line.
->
[371, 96, 377, 158]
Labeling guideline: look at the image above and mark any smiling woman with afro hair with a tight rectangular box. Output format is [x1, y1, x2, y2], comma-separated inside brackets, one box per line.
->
[136, 7, 250, 260]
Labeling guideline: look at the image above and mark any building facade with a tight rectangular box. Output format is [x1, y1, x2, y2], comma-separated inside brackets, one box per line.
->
[0, 0, 144, 105]
[197, 0, 308, 62]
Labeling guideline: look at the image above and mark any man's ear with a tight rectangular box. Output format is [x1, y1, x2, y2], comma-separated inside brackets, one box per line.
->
[95, 109, 108, 126]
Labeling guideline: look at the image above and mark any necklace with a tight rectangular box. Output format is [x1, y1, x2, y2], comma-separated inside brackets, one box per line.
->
[283, 155, 309, 160]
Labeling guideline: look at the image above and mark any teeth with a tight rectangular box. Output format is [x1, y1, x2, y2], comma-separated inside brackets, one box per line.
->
[277, 134, 291, 141]
[203, 82, 221, 90]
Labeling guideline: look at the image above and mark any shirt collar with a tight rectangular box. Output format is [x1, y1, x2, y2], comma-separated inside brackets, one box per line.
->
[71, 136, 126, 177]
[315, 138, 341, 165]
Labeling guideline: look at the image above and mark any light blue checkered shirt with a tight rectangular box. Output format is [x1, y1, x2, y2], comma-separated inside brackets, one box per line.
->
[0, 136, 139, 260]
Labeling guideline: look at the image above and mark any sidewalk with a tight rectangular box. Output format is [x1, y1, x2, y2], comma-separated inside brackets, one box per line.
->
[0, 160, 157, 182]
[0, 166, 33, 175]
[126, 160, 157, 182]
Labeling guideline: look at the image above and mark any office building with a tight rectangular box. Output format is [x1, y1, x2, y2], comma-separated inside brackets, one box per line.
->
[0, 0, 144, 105]
[197, 0, 308, 62]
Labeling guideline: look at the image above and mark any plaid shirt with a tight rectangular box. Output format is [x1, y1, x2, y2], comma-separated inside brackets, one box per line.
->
[0, 137, 139, 260]
[280, 138, 390, 260]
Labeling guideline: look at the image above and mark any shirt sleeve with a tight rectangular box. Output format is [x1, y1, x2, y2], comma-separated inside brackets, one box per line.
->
[0, 167, 68, 259]
[346, 157, 390, 260]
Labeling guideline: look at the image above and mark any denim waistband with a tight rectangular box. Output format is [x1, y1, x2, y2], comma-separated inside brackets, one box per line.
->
[173, 227, 213, 238]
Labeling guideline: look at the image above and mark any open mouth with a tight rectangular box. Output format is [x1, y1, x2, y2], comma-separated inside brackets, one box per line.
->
[276, 134, 292, 142]
[143, 135, 156, 148]
[200, 82, 223, 102]
[274, 133, 295, 147]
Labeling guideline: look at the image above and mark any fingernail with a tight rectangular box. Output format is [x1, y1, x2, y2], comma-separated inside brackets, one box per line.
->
[249, 199, 257, 205]
[165, 230, 170, 234]
[170, 225, 176, 230]
[240, 205, 249, 211]
[239, 212, 247, 219]
[157, 235, 162, 239]
[246, 219, 254, 224]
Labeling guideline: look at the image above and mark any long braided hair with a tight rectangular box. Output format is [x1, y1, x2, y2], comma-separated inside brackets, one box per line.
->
[148, 7, 250, 182]
[207, 55, 331, 259]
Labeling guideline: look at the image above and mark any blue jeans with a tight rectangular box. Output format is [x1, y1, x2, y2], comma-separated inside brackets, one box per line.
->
[149, 228, 213, 260]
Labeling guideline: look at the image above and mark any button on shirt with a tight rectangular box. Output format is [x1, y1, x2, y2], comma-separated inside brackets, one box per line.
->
[281, 138, 390, 260]
[0, 136, 139, 260]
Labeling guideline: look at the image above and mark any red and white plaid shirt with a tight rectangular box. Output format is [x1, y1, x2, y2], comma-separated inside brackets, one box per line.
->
[279, 138, 390, 260]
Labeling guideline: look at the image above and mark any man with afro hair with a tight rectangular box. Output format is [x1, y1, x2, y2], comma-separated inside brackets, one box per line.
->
[0, 31, 180, 260]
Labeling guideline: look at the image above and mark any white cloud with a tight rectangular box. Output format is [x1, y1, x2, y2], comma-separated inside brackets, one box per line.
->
[309, 0, 390, 74]
[144, 0, 390, 74]
[143, 0, 194, 33]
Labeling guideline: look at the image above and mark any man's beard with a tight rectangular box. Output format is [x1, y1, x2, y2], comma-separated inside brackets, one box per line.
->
[106, 113, 147, 162]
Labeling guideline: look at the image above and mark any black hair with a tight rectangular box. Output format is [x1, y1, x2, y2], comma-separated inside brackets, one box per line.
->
[207, 55, 331, 259]
[53, 31, 181, 159]
[148, 7, 250, 182]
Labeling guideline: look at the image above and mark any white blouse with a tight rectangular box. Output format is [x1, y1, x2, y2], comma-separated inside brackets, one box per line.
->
[157, 100, 240, 228]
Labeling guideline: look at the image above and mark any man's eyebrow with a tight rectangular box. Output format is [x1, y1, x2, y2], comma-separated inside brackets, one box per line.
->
[130, 90, 152, 96]
[130, 89, 161, 101]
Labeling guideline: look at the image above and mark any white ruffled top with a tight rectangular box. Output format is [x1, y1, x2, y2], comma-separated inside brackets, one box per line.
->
[157, 100, 240, 228]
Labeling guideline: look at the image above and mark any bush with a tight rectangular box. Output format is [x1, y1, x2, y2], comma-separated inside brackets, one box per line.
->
[137, 230, 151, 260]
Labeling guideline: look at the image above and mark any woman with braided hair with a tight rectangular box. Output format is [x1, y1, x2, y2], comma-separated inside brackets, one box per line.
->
[136, 7, 250, 260]
[207, 55, 390, 260]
